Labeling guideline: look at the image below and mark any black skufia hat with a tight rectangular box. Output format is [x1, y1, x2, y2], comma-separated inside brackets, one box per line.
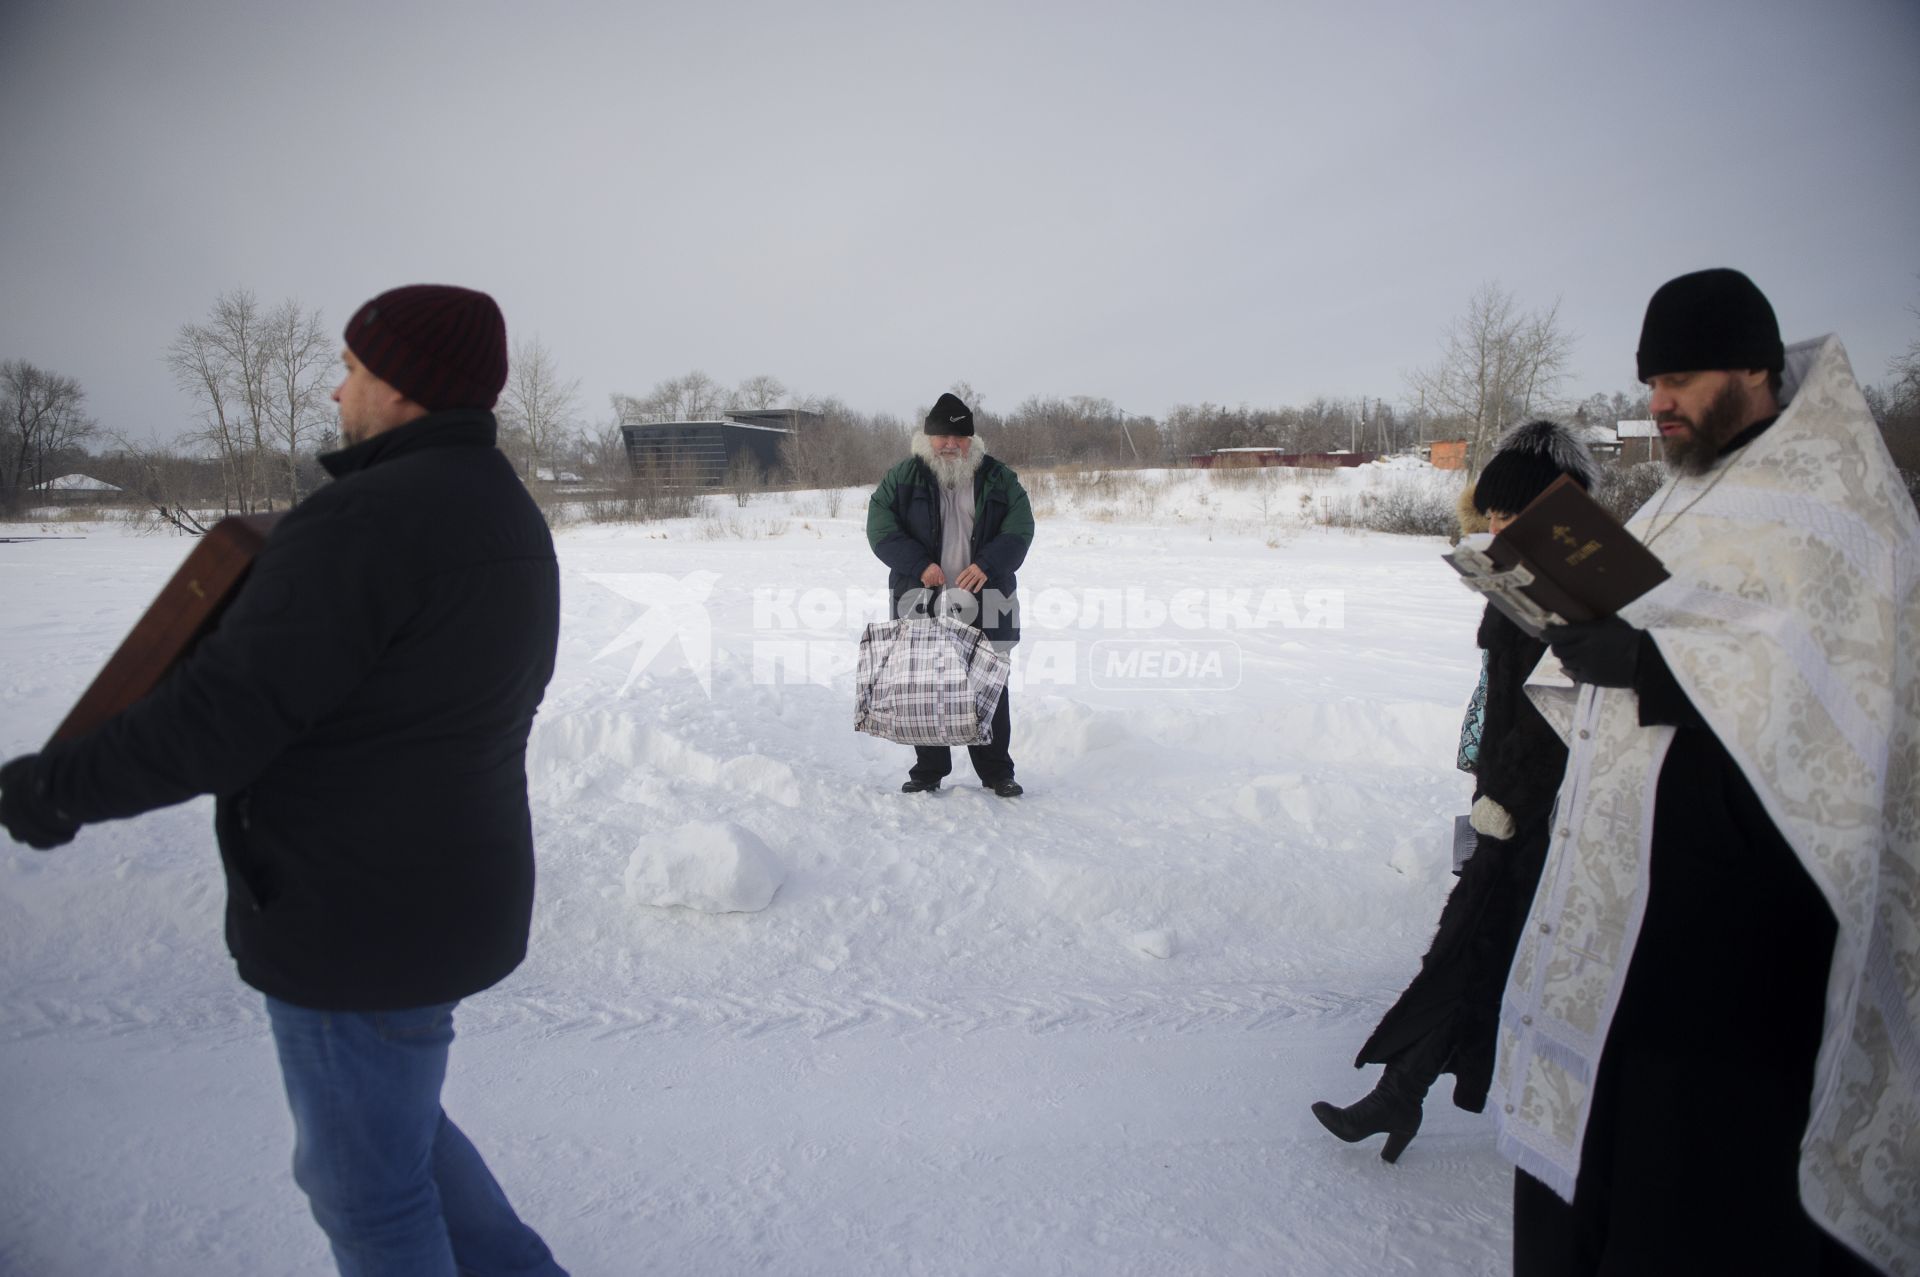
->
[1636, 268, 1783, 383]
[924, 392, 975, 436]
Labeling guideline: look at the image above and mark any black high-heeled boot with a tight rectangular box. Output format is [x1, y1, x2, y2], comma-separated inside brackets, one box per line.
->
[1310, 1034, 1449, 1164]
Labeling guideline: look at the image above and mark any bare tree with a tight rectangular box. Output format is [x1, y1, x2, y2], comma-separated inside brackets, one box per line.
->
[674, 371, 727, 420]
[167, 290, 273, 511]
[168, 290, 336, 512]
[262, 300, 334, 503]
[608, 392, 645, 427]
[1881, 294, 1920, 505]
[777, 404, 843, 490]
[731, 374, 787, 410]
[995, 394, 1144, 467]
[1409, 282, 1575, 471]
[614, 370, 727, 423]
[166, 320, 248, 513]
[777, 395, 909, 494]
[947, 380, 986, 415]
[1891, 293, 1920, 404]
[0, 360, 96, 513]
[212, 290, 273, 508]
[1299, 396, 1361, 452]
[496, 335, 582, 481]
[1894, 347, 1920, 403]
[726, 452, 764, 506]
[587, 399, 641, 481]
[1512, 301, 1574, 420]
[102, 429, 214, 535]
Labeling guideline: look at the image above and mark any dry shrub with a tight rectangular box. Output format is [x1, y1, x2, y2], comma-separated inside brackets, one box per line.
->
[1316, 479, 1458, 536]
[1593, 461, 1669, 522]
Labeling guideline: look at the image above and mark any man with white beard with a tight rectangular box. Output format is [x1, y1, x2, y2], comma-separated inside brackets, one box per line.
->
[1491, 269, 1916, 1274]
[866, 392, 1034, 796]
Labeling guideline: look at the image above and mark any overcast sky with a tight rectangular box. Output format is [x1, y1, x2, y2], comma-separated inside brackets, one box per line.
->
[3, 0, 1916, 442]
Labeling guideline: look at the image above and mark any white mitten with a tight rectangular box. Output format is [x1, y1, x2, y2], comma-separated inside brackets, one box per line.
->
[1470, 794, 1516, 841]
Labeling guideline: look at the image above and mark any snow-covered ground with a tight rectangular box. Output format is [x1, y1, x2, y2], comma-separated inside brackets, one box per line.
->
[0, 463, 1518, 1276]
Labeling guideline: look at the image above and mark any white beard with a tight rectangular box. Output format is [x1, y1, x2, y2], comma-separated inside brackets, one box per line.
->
[912, 431, 987, 489]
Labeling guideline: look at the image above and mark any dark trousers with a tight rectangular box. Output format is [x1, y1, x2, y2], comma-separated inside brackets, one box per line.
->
[1512, 726, 1867, 1276]
[1511, 1049, 1875, 1276]
[909, 687, 1013, 785]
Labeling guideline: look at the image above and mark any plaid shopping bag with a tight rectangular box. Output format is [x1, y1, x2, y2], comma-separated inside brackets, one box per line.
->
[854, 614, 1011, 746]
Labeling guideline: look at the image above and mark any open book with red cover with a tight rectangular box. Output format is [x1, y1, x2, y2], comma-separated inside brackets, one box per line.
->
[1442, 474, 1669, 638]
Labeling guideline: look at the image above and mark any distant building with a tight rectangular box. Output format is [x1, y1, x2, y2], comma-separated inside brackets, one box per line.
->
[31, 474, 122, 504]
[1570, 423, 1623, 459]
[1616, 419, 1660, 464]
[1429, 426, 1620, 473]
[722, 408, 821, 433]
[618, 408, 823, 488]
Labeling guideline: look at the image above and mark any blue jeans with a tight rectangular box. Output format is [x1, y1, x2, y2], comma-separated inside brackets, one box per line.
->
[265, 997, 566, 1277]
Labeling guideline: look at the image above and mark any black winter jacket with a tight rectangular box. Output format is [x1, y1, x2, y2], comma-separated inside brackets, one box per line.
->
[37, 410, 560, 1010]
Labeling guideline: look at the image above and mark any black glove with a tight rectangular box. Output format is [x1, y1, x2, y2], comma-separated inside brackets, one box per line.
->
[0, 755, 82, 850]
[1543, 616, 1644, 688]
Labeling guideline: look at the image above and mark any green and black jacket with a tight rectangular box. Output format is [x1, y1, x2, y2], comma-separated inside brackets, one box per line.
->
[866, 454, 1034, 644]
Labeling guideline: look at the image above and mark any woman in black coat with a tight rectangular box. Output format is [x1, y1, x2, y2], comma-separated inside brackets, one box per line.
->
[1312, 420, 1599, 1162]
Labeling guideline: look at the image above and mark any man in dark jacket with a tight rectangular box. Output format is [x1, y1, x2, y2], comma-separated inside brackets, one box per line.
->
[866, 392, 1034, 796]
[0, 284, 567, 1276]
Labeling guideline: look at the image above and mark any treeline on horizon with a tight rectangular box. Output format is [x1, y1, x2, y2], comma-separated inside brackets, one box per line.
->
[5, 283, 1919, 521]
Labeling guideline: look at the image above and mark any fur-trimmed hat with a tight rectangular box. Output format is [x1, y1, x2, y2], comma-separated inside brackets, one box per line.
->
[1456, 482, 1490, 539]
[1473, 419, 1599, 516]
[925, 392, 975, 436]
[344, 284, 508, 411]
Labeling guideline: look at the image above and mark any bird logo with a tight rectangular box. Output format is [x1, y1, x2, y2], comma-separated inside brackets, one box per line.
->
[582, 570, 722, 695]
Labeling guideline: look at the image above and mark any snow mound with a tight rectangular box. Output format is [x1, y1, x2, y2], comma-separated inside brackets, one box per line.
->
[623, 820, 785, 914]
[1131, 929, 1176, 959]
[1020, 698, 1133, 765]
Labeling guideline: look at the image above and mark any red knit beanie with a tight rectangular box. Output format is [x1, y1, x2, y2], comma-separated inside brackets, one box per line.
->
[343, 284, 508, 411]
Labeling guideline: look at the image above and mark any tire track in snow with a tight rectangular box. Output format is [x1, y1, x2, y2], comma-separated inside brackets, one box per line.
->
[0, 987, 265, 1043]
[0, 983, 1388, 1045]
[457, 982, 1379, 1042]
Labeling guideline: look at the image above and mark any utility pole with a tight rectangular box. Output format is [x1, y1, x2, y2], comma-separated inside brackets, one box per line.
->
[1117, 408, 1140, 462]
